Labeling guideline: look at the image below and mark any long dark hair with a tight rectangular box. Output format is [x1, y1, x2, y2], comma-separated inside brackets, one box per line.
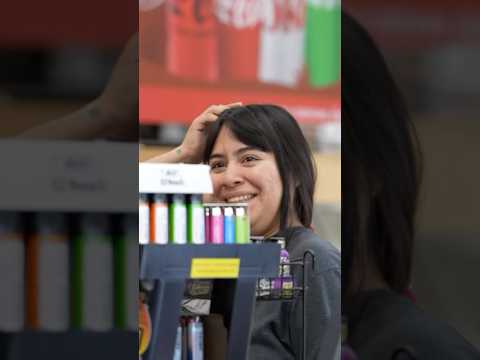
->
[203, 104, 317, 231]
[342, 12, 423, 296]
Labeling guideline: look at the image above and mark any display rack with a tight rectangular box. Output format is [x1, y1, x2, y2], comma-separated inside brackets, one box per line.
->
[140, 244, 280, 360]
[0, 140, 137, 360]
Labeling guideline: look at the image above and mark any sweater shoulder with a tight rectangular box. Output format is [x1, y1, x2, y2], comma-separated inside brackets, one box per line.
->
[349, 291, 480, 359]
[285, 227, 340, 273]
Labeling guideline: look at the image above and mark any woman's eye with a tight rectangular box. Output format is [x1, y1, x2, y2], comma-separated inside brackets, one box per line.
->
[242, 155, 258, 163]
[210, 162, 225, 171]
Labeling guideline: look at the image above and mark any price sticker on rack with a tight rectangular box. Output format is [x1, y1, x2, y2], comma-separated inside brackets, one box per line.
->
[190, 258, 240, 279]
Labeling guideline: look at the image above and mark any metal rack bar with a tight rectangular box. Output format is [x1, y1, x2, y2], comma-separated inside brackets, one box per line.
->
[145, 279, 186, 360]
[226, 278, 257, 360]
[302, 250, 316, 360]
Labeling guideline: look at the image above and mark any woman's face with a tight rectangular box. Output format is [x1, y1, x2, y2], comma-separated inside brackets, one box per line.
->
[207, 126, 283, 236]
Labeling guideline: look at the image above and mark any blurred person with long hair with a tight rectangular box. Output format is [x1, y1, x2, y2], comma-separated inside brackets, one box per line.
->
[342, 11, 479, 359]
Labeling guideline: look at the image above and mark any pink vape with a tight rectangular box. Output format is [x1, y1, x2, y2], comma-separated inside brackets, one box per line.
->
[210, 207, 224, 244]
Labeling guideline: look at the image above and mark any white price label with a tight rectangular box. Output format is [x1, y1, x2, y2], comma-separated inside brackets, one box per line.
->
[0, 140, 137, 212]
[139, 163, 213, 194]
[49, 153, 107, 194]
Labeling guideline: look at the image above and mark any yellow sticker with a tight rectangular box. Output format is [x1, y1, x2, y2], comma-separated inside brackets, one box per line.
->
[190, 258, 240, 279]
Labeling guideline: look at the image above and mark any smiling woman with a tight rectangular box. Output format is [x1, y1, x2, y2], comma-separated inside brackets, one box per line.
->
[206, 127, 285, 237]
[150, 103, 341, 359]
[204, 105, 317, 237]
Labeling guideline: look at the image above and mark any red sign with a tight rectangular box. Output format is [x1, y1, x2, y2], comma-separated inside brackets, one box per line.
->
[140, 0, 340, 125]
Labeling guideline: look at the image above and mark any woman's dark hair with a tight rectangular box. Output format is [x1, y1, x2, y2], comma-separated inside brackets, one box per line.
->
[342, 12, 422, 296]
[203, 104, 316, 231]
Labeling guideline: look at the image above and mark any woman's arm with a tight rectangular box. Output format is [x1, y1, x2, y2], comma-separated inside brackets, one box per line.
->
[17, 98, 132, 140]
[146, 146, 195, 164]
[18, 34, 138, 141]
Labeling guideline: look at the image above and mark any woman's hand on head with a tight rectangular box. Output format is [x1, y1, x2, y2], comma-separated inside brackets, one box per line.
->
[179, 103, 242, 163]
[146, 103, 241, 164]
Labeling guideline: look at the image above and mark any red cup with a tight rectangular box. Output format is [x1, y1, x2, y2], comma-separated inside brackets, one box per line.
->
[166, 0, 219, 82]
[216, 0, 262, 82]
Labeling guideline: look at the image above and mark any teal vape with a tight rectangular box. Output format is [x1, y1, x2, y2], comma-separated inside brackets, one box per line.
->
[223, 207, 235, 244]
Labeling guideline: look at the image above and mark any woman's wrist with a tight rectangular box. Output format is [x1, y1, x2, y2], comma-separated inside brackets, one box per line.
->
[95, 95, 138, 140]
[96, 95, 121, 123]
[175, 145, 198, 163]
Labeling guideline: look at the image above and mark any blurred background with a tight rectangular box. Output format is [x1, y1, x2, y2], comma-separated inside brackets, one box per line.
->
[0, 1, 136, 137]
[345, 0, 480, 349]
[139, 0, 341, 249]
[0, 1, 139, 351]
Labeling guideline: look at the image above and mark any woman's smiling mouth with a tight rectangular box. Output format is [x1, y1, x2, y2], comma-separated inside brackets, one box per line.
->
[225, 193, 257, 203]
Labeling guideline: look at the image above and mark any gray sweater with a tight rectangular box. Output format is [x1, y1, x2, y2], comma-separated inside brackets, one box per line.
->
[249, 227, 341, 360]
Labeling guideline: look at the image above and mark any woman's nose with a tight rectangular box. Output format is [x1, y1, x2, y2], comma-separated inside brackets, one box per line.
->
[221, 164, 244, 188]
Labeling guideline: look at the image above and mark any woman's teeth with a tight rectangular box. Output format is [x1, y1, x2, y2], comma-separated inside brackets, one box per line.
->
[226, 194, 256, 203]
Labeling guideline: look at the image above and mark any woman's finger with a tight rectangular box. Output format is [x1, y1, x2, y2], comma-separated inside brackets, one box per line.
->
[203, 113, 218, 123]
[210, 105, 234, 115]
[208, 105, 227, 115]
[197, 102, 243, 125]
[208, 102, 242, 115]
[225, 102, 243, 107]
[196, 113, 218, 130]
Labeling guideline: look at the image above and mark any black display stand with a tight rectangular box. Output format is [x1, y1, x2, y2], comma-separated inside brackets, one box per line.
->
[0, 330, 136, 360]
[140, 244, 281, 360]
